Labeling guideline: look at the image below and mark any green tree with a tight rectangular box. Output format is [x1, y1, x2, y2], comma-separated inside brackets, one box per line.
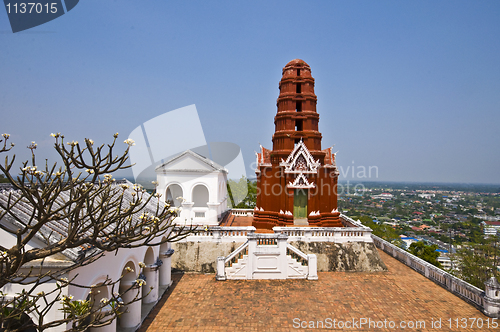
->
[227, 176, 256, 208]
[408, 241, 442, 268]
[452, 238, 500, 289]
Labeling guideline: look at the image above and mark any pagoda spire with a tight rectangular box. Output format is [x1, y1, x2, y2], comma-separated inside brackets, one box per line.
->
[272, 59, 322, 160]
[253, 59, 342, 230]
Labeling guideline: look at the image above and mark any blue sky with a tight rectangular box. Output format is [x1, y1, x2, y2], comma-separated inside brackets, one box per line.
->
[1, 1, 499, 184]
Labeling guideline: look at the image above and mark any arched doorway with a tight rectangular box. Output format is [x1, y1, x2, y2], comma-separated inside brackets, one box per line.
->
[165, 184, 183, 207]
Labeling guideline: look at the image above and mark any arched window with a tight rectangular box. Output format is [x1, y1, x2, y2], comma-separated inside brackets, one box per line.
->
[192, 185, 209, 207]
[144, 247, 155, 266]
[165, 184, 183, 207]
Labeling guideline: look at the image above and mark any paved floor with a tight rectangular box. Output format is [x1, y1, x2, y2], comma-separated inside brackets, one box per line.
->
[219, 214, 254, 227]
[138, 250, 493, 331]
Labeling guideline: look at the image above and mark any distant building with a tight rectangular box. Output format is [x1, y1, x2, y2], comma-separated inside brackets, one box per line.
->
[372, 193, 394, 200]
[418, 193, 435, 199]
[475, 215, 500, 222]
[481, 221, 500, 236]
[400, 236, 419, 249]
[436, 250, 453, 270]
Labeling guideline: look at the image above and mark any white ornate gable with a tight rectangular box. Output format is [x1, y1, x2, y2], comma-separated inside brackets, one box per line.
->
[287, 173, 315, 189]
[279, 140, 320, 174]
[155, 150, 226, 173]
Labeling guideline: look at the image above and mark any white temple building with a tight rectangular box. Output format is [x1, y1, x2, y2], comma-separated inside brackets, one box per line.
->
[155, 150, 230, 226]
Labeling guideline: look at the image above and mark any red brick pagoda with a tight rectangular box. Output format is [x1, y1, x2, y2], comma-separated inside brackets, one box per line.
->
[253, 59, 343, 230]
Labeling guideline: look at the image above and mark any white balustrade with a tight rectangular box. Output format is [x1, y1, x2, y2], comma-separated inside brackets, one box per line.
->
[371, 234, 500, 317]
[173, 226, 256, 243]
[273, 226, 372, 243]
[231, 208, 255, 217]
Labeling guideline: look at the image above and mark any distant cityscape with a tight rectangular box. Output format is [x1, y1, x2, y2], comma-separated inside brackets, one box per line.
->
[337, 181, 500, 276]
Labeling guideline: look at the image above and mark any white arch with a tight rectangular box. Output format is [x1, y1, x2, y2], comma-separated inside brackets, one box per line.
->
[144, 247, 155, 265]
[84, 275, 110, 302]
[165, 182, 184, 207]
[191, 183, 210, 207]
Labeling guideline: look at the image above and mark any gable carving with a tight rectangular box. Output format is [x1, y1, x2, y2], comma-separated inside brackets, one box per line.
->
[279, 140, 320, 174]
[287, 173, 315, 189]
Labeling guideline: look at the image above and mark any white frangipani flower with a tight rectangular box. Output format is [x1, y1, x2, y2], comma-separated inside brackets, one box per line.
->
[124, 138, 135, 146]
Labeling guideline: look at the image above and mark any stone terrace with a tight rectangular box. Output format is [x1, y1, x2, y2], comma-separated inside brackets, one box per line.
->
[139, 250, 493, 331]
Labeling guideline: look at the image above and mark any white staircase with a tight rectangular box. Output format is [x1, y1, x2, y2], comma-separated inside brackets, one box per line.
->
[287, 255, 309, 279]
[217, 233, 317, 280]
[225, 254, 249, 280]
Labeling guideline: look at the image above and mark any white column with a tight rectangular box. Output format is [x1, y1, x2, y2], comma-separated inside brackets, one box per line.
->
[207, 202, 220, 225]
[118, 281, 142, 328]
[142, 265, 159, 304]
[159, 246, 174, 287]
[181, 201, 194, 225]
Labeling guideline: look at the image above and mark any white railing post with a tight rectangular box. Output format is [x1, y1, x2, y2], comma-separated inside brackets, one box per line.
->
[277, 234, 288, 278]
[216, 256, 226, 281]
[246, 236, 257, 279]
[307, 254, 318, 280]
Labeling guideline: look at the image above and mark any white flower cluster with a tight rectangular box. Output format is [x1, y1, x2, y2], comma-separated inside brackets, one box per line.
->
[135, 279, 146, 286]
[124, 138, 135, 146]
[2, 133, 14, 147]
[169, 207, 179, 214]
[103, 174, 115, 183]
[139, 212, 160, 225]
[60, 295, 74, 302]
[22, 166, 44, 176]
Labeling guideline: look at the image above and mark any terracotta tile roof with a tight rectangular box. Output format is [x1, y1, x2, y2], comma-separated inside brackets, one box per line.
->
[139, 249, 489, 331]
